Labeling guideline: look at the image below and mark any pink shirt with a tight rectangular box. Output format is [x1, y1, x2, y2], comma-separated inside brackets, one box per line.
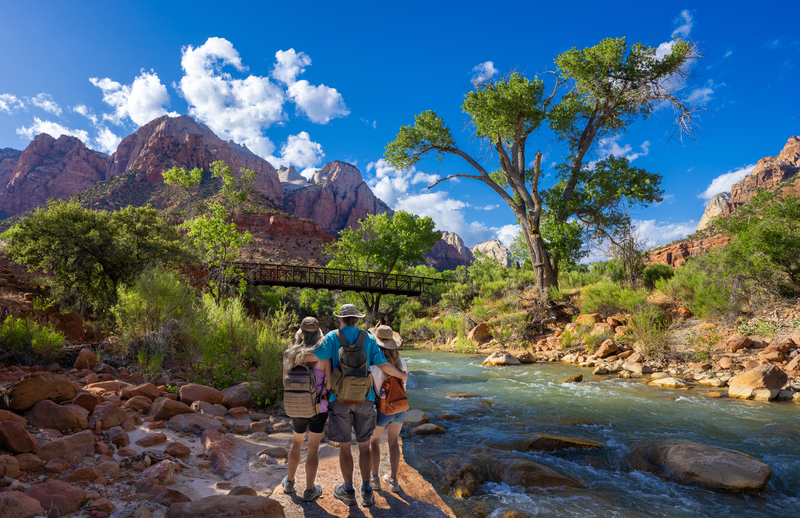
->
[313, 364, 328, 413]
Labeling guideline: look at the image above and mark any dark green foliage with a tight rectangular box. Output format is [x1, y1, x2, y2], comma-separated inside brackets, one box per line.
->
[643, 263, 674, 289]
[0, 315, 65, 365]
[3, 200, 193, 316]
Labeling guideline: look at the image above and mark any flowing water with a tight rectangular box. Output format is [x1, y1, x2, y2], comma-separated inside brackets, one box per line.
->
[400, 350, 800, 518]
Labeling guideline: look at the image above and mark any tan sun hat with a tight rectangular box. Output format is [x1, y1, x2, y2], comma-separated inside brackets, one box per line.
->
[333, 304, 366, 319]
[300, 316, 320, 331]
[368, 325, 402, 350]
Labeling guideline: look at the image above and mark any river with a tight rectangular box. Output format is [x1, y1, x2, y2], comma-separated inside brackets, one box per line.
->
[400, 350, 800, 518]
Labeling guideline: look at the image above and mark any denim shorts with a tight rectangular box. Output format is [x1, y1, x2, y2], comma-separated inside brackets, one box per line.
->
[376, 408, 407, 427]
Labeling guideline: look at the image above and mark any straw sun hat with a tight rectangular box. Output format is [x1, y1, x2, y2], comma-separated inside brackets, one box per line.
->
[368, 325, 403, 350]
[333, 304, 366, 318]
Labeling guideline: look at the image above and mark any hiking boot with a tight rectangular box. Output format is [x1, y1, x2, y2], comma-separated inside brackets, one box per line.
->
[281, 476, 295, 494]
[333, 483, 357, 506]
[361, 487, 375, 507]
[370, 475, 381, 491]
[303, 484, 323, 502]
[383, 474, 401, 493]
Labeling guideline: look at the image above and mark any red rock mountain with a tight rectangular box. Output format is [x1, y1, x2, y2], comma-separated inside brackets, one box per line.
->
[651, 136, 800, 267]
[472, 239, 513, 267]
[0, 134, 110, 217]
[282, 161, 391, 234]
[0, 148, 22, 190]
[426, 231, 475, 270]
[109, 115, 283, 205]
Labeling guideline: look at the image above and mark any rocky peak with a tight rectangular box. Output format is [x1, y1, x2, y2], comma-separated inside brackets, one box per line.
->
[472, 240, 513, 268]
[697, 192, 731, 232]
[727, 136, 800, 213]
[0, 134, 110, 217]
[108, 115, 283, 204]
[424, 231, 475, 271]
[282, 161, 391, 234]
[0, 147, 22, 189]
[278, 166, 308, 193]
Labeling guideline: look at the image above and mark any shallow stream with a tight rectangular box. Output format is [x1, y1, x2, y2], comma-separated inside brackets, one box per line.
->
[400, 350, 800, 518]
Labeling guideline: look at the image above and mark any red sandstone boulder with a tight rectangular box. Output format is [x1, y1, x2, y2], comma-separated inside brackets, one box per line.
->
[0, 455, 20, 477]
[728, 364, 788, 400]
[25, 480, 87, 517]
[191, 400, 226, 416]
[167, 412, 227, 435]
[64, 465, 102, 482]
[141, 459, 180, 485]
[121, 383, 160, 401]
[179, 384, 224, 405]
[26, 399, 88, 431]
[0, 372, 78, 411]
[202, 429, 248, 480]
[74, 348, 98, 371]
[123, 395, 154, 413]
[90, 401, 128, 430]
[467, 322, 492, 343]
[720, 332, 752, 353]
[37, 430, 94, 464]
[165, 442, 192, 458]
[0, 492, 46, 518]
[596, 339, 619, 358]
[134, 481, 191, 507]
[0, 408, 27, 427]
[135, 432, 167, 447]
[15, 453, 44, 472]
[221, 383, 258, 409]
[150, 398, 195, 420]
[71, 392, 100, 413]
[0, 421, 39, 453]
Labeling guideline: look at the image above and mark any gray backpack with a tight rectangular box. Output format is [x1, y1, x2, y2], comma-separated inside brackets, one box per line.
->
[330, 330, 373, 404]
[283, 364, 320, 418]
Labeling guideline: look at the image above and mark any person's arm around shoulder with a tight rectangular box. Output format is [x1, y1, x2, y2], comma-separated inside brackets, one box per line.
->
[378, 360, 408, 381]
[321, 358, 332, 391]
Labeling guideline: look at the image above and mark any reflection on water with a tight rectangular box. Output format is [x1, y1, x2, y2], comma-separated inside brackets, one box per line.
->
[401, 350, 800, 518]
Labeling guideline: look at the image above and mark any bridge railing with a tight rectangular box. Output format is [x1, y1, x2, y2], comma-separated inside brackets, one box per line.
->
[234, 262, 440, 295]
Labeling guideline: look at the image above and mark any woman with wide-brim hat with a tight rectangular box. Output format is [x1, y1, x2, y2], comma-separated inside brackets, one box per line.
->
[367, 324, 407, 493]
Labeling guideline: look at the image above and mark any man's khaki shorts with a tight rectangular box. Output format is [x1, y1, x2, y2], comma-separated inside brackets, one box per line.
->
[327, 399, 376, 443]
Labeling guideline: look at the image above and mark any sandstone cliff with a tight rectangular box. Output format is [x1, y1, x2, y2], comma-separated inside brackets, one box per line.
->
[233, 212, 335, 265]
[278, 165, 308, 193]
[425, 231, 475, 271]
[108, 115, 283, 205]
[697, 192, 730, 232]
[0, 134, 110, 217]
[472, 240, 513, 268]
[0, 148, 22, 190]
[283, 161, 391, 233]
[647, 235, 731, 268]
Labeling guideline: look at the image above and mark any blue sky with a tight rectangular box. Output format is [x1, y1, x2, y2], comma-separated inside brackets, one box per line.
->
[1, 1, 799, 249]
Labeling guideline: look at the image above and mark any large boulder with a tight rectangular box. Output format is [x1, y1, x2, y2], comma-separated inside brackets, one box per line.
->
[120, 383, 160, 401]
[649, 377, 689, 389]
[165, 495, 284, 518]
[0, 421, 39, 453]
[721, 332, 752, 353]
[467, 323, 492, 344]
[728, 364, 788, 400]
[202, 429, 249, 480]
[179, 384, 224, 405]
[631, 441, 772, 491]
[123, 395, 154, 413]
[0, 372, 78, 411]
[0, 455, 20, 477]
[221, 382, 259, 409]
[495, 433, 604, 453]
[482, 351, 521, 366]
[596, 339, 619, 358]
[25, 480, 87, 517]
[191, 400, 226, 417]
[149, 398, 195, 420]
[0, 492, 46, 518]
[89, 401, 128, 429]
[141, 459, 180, 485]
[404, 409, 430, 427]
[167, 413, 227, 435]
[134, 481, 192, 507]
[491, 459, 585, 489]
[433, 457, 484, 499]
[37, 430, 95, 464]
[25, 400, 88, 431]
[74, 348, 98, 371]
[0, 409, 27, 427]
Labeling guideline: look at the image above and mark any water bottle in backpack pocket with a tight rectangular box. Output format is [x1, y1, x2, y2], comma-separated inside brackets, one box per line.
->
[331, 329, 373, 404]
[283, 364, 321, 418]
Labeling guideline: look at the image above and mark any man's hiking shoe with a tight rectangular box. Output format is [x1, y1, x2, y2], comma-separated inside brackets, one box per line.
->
[281, 476, 295, 494]
[361, 487, 375, 507]
[334, 484, 357, 506]
[303, 484, 323, 502]
[383, 474, 401, 493]
[370, 475, 381, 490]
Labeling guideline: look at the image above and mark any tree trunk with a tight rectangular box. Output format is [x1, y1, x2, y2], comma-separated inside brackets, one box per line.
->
[519, 214, 557, 301]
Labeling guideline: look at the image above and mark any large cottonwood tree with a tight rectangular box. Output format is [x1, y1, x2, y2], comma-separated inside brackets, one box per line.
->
[385, 37, 698, 300]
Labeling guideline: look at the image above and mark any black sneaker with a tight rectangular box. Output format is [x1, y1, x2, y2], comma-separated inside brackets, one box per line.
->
[334, 483, 357, 506]
[361, 487, 375, 507]
[303, 484, 323, 502]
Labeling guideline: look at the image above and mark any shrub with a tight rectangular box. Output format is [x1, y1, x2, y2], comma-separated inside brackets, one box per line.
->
[642, 263, 674, 288]
[249, 303, 297, 406]
[686, 327, 724, 361]
[656, 264, 732, 319]
[580, 280, 648, 315]
[547, 285, 568, 302]
[440, 283, 473, 310]
[625, 305, 671, 359]
[560, 329, 578, 349]
[0, 316, 65, 364]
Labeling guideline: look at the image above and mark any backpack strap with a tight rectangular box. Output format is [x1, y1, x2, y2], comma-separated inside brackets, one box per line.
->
[354, 330, 367, 348]
[335, 329, 350, 347]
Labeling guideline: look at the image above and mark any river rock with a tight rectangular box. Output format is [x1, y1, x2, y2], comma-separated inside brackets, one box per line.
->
[404, 409, 430, 427]
[728, 364, 788, 400]
[649, 377, 689, 389]
[576, 314, 599, 325]
[221, 382, 259, 409]
[495, 433, 604, 452]
[123, 395, 154, 413]
[699, 378, 725, 387]
[0, 421, 39, 453]
[623, 362, 653, 374]
[121, 383, 160, 401]
[167, 412, 226, 435]
[436, 457, 483, 499]
[37, 430, 94, 464]
[179, 384, 224, 405]
[141, 459, 180, 485]
[467, 322, 493, 344]
[25, 480, 87, 517]
[0, 409, 27, 427]
[165, 495, 284, 518]
[0, 372, 78, 411]
[482, 351, 520, 366]
[593, 366, 609, 375]
[491, 458, 585, 489]
[74, 348, 98, 371]
[564, 374, 583, 383]
[516, 351, 536, 363]
[596, 339, 618, 358]
[412, 423, 445, 435]
[0, 455, 20, 477]
[136, 432, 167, 447]
[202, 429, 248, 480]
[90, 401, 128, 429]
[721, 332, 751, 353]
[164, 442, 191, 458]
[15, 453, 44, 472]
[718, 357, 734, 370]
[191, 400, 226, 416]
[0, 491, 46, 518]
[631, 441, 772, 491]
[150, 398, 195, 420]
[134, 481, 192, 507]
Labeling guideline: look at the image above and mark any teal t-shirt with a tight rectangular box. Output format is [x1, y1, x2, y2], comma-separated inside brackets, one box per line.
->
[314, 326, 387, 403]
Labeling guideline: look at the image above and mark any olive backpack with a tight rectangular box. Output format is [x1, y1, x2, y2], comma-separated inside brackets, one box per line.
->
[283, 364, 321, 418]
[330, 329, 373, 404]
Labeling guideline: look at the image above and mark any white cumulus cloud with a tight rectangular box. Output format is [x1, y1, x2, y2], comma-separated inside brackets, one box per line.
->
[588, 136, 650, 169]
[471, 61, 498, 85]
[16, 117, 90, 143]
[91, 70, 176, 126]
[94, 127, 122, 154]
[73, 104, 98, 124]
[634, 219, 697, 246]
[29, 93, 62, 116]
[0, 94, 25, 113]
[698, 164, 756, 203]
[496, 224, 520, 248]
[366, 159, 439, 208]
[272, 49, 312, 85]
[672, 10, 693, 38]
[277, 132, 325, 169]
[288, 80, 349, 124]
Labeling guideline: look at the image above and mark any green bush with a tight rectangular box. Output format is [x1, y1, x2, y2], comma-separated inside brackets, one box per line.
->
[249, 303, 297, 406]
[547, 285, 568, 302]
[440, 283, 473, 310]
[0, 315, 65, 363]
[625, 305, 671, 359]
[298, 289, 335, 317]
[642, 263, 674, 289]
[580, 280, 648, 315]
[656, 264, 732, 319]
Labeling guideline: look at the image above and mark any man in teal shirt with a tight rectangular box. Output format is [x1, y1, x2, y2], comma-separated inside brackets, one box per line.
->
[310, 304, 408, 507]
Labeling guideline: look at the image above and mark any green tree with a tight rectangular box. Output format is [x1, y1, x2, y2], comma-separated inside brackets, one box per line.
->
[385, 37, 697, 300]
[3, 200, 189, 316]
[163, 160, 255, 300]
[323, 210, 441, 320]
